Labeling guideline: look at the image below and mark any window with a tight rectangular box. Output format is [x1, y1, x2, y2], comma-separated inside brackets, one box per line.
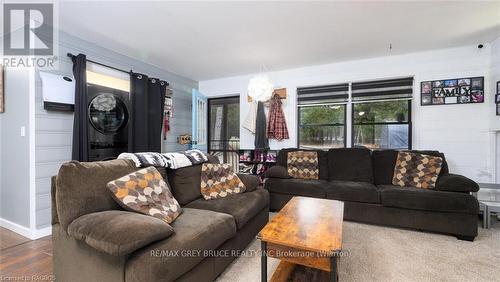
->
[208, 97, 240, 168]
[297, 77, 413, 150]
[352, 100, 411, 149]
[298, 105, 346, 149]
[297, 83, 349, 149]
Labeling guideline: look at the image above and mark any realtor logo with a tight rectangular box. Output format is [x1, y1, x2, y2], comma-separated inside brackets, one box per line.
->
[3, 3, 53, 55]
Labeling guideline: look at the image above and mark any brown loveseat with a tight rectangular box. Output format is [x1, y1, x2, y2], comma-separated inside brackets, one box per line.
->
[51, 158, 269, 282]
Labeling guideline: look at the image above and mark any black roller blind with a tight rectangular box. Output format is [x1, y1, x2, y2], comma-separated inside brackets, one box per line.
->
[297, 83, 349, 105]
[352, 77, 413, 102]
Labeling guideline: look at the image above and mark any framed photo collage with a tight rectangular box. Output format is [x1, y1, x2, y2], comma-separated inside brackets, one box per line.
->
[421, 76, 484, 106]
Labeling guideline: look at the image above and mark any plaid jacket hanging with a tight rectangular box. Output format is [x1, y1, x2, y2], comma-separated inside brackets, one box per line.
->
[267, 94, 289, 140]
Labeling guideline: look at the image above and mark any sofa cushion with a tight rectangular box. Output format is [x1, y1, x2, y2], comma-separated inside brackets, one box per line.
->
[155, 167, 169, 182]
[200, 163, 246, 200]
[264, 165, 291, 179]
[125, 208, 236, 282]
[56, 159, 138, 231]
[265, 178, 327, 198]
[378, 185, 478, 214]
[328, 148, 373, 183]
[166, 164, 203, 206]
[372, 150, 449, 185]
[325, 181, 380, 204]
[435, 173, 480, 193]
[68, 210, 174, 256]
[392, 151, 443, 189]
[107, 166, 182, 223]
[207, 154, 220, 164]
[287, 151, 319, 180]
[372, 150, 399, 185]
[185, 189, 269, 229]
[237, 173, 260, 192]
[277, 148, 329, 180]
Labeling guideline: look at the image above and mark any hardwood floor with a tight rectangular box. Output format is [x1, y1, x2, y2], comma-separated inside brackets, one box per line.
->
[0, 227, 30, 250]
[0, 228, 53, 279]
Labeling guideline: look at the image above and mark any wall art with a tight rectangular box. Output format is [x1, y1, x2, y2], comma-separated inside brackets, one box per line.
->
[421, 76, 484, 106]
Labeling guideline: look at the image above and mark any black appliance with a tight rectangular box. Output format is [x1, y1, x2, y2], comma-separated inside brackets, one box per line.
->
[87, 83, 130, 161]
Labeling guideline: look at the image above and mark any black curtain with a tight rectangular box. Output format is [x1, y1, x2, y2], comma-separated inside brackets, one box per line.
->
[254, 101, 269, 150]
[147, 78, 167, 152]
[71, 54, 89, 161]
[129, 72, 166, 153]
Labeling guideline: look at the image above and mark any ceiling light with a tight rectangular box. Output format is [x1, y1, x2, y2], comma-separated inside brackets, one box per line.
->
[248, 74, 274, 102]
[358, 111, 365, 116]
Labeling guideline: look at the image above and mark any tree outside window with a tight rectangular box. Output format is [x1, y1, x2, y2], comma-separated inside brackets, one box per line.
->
[298, 105, 345, 149]
[353, 100, 411, 149]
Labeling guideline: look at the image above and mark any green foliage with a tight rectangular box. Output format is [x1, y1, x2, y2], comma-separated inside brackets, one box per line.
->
[299, 105, 345, 148]
[299, 105, 344, 125]
[353, 100, 409, 148]
[353, 100, 408, 123]
[298, 101, 409, 149]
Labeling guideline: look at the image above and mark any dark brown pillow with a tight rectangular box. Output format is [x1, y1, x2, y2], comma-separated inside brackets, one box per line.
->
[56, 159, 138, 231]
[265, 165, 291, 179]
[237, 173, 260, 192]
[68, 210, 174, 256]
[166, 164, 203, 205]
[328, 148, 373, 183]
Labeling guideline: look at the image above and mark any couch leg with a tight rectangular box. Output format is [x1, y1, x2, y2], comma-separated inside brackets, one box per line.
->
[456, 235, 475, 242]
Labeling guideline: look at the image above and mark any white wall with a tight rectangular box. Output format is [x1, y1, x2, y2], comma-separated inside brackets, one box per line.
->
[200, 44, 496, 183]
[491, 37, 500, 127]
[490, 37, 500, 182]
[0, 68, 33, 230]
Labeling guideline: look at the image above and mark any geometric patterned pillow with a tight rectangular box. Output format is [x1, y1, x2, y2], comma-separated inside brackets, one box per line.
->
[287, 151, 319, 180]
[200, 163, 246, 200]
[392, 151, 443, 189]
[107, 166, 182, 223]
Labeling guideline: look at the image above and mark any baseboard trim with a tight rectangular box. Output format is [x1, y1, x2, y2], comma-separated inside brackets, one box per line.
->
[0, 218, 52, 240]
[32, 226, 52, 239]
[0, 218, 32, 239]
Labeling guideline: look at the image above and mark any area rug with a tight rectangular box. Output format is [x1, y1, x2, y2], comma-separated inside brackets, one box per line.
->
[216, 220, 500, 282]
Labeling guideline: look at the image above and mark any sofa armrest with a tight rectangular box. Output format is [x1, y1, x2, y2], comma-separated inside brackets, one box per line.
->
[68, 210, 174, 256]
[435, 173, 479, 193]
[264, 165, 291, 179]
[237, 173, 260, 192]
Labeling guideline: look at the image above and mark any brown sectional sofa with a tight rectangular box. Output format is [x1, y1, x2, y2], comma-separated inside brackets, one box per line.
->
[52, 158, 269, 282]
[265, 148, 480, 241]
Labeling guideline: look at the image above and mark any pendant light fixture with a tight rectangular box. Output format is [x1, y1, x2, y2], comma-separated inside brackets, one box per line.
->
[248, 72, 274, 102]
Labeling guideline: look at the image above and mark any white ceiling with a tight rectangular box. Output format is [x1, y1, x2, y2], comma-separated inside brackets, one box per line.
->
[58, 1, 500, 81]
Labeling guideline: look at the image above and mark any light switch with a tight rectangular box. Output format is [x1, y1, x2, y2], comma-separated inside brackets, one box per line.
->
[20, 126, 26, 137]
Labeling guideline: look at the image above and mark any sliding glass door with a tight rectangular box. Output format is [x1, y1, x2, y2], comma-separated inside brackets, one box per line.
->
[208, 97, 240, 169]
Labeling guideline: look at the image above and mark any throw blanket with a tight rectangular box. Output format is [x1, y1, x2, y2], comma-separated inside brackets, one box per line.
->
[118, 149, 208, 169]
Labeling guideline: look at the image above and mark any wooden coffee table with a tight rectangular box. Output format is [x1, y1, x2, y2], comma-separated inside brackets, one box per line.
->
[258, 196, 344, 282]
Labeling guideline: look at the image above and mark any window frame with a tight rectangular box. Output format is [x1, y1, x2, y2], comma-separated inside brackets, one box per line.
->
[207, 96, 240, 155]
[297, 103, 347, 149]
[351, 99, 412, 150]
